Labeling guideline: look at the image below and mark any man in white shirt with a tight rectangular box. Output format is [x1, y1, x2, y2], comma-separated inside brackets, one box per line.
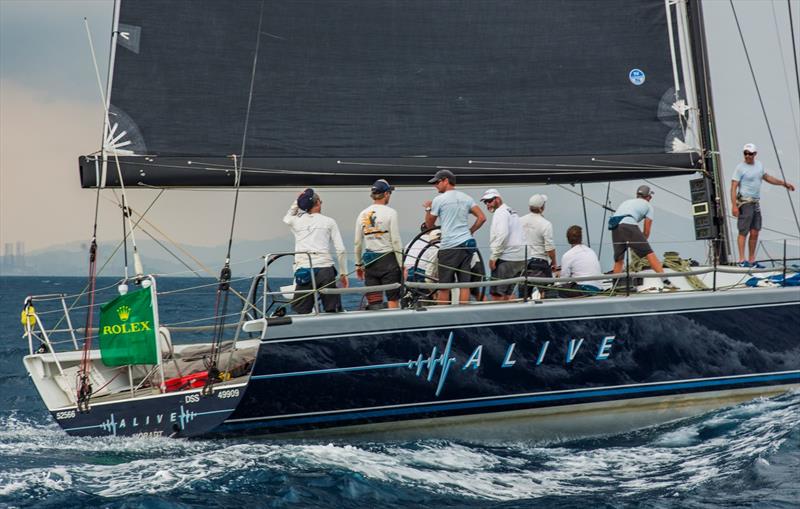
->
[558, 225, 604, 297]
[404, 223, 439, 282]
[423, 170, 486, 304]
[283, 189, 348, 314]
[519, 194, 557, 297]
[481, 189, 525, 301]
[354, 179, 404, 309]
[730, 143, 795, 267]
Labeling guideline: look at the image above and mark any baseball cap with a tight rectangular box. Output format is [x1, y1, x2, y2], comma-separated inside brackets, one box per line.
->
[529, 194, 547, 208]
[743, 143, 757, 153]
[428, 169, 456, 184]
[297, 188, 315, 211]
[371, 179, 395, 193]
[636, 184, 654, 197]
[481, 188, 501, 202]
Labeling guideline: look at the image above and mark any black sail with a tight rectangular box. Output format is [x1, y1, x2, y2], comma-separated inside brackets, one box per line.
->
[80, 0, 702, 188]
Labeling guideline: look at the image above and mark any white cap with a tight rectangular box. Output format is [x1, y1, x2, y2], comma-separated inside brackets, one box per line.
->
[743, 143, 758, 153]
[481, 188, 501, 201]
[529, 194, 547, 208]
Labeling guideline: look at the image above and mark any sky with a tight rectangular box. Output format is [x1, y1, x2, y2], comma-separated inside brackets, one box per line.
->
[1, 0, 798, 274]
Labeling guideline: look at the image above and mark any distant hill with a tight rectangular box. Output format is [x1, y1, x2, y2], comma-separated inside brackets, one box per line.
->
[0, 237, 296, 278]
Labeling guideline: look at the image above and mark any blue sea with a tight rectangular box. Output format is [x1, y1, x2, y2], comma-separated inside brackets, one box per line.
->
[0, 276, 798, 508]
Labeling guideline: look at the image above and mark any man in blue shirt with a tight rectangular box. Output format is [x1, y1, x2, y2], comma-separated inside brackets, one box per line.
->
[423, 170, 486, 304]
[730, 143, 795, 267]
[609, 185, 674, 288]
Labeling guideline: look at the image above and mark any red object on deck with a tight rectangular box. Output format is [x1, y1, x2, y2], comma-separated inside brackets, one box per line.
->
[164, 371, 209, 392]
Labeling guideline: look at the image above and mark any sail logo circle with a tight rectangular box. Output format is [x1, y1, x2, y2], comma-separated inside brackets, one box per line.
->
[629, 69, 646, 86]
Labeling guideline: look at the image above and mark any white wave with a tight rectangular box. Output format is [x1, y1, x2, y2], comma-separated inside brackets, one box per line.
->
[0, 392, 796, 502]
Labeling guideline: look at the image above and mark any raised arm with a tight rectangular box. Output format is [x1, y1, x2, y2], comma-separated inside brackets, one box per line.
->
[283, 201, 300, 225]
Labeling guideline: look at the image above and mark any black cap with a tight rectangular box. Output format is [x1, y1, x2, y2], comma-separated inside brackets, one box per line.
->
[428, 169, 456, 184]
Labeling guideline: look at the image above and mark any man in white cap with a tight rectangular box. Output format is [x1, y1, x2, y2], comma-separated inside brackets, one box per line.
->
[608, 185, 673, 287]
[423, 169, 486, 304]
[354, 179, 404, 309]
[731, 143, 795, 267]
[481, 189, 526, 300]
[284, 189, 348, 314]
[520, 193, 557, 297]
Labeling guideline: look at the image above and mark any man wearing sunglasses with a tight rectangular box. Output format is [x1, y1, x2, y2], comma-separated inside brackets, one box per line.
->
[731, 143, 796, 268]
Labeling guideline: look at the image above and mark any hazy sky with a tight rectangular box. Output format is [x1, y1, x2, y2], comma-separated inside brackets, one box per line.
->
[1, 0, 798, 272]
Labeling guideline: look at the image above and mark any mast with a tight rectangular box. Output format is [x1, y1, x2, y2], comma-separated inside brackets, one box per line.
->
[686, 0, 732, 263]
[99, 0, 122, 189]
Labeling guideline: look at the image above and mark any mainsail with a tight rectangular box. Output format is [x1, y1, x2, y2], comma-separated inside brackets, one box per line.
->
[81, 0, 706, 188]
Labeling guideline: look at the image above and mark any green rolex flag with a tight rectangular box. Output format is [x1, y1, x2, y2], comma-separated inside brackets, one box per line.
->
[98, 286, 158, 366]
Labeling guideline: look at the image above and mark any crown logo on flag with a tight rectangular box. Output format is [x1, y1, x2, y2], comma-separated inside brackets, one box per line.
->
[117, 305, 131, 322]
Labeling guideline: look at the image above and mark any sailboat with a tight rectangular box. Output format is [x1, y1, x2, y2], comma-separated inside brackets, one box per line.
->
[20, 0, 799, 438]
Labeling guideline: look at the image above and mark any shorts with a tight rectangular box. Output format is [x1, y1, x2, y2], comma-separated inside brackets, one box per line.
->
[292, 266, 341, 314]
[469, 260, 486, 299]
[737, 202, 762, 234]
[490, 259, 525, 296]
[438, 241, 475, 283]
[612, 223, 653, 261]
[522, 258, 552, 298]
[364, 252, 402, 301]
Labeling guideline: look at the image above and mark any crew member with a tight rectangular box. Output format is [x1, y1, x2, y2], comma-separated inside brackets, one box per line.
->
[731, 143, 796, 267]
[283, 189, 348, 314]
[608, 185, 675, 289]
[558, 225, 604, 297]
[481, 188, 526, 301]
[423, 170, 486, 304]
[354, 179, 403, 309]
[520, 194, 557, 297]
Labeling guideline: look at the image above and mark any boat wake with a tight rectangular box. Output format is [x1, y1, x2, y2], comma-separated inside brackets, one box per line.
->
[1, 391, 798, 507]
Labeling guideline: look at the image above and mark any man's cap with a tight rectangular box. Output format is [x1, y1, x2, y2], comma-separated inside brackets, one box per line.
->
[297, 188, 315, 211]
[371, 179, 395, 193]
[636, 184, 654, 197]
[428, 169, 456, 184]
[481, 188, 501, 202]
[528, 194, 547, 208]
[743, 143, 758, 153]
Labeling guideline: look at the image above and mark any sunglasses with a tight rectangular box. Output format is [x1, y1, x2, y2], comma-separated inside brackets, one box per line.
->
[743, 151, 756, 156]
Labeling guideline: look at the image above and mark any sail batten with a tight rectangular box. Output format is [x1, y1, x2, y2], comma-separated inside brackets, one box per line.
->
[83, 0, 702, 188]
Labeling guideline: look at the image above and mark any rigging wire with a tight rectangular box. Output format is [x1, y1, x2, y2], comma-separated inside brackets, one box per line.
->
[580, 184, 591, 248]
[771, 1, 800, 146]
[598, 182, 612, 259]
[729, 0, 800, 237]
[206, 0, 266, 394]
[788, 0, 800, 135]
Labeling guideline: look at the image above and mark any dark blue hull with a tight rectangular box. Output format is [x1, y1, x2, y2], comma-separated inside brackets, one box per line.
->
[52, 384, 246, 438]
[218, 290, 800, 437]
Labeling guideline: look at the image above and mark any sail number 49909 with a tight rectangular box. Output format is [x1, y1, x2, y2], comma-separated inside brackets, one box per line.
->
[217, 389, 240, 399]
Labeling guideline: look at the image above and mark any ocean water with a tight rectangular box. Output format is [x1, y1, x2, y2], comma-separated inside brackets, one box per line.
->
[0, 276, 798, 508]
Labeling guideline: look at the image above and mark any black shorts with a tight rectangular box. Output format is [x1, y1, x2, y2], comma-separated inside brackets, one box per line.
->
[292, 266, 341, 314]
[438, 243, 474, 283]
[364, 252, 402, 301]
[490, 259, 525, 296]
[612, 223, 653, 261]
[737, 202, 762, 234]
